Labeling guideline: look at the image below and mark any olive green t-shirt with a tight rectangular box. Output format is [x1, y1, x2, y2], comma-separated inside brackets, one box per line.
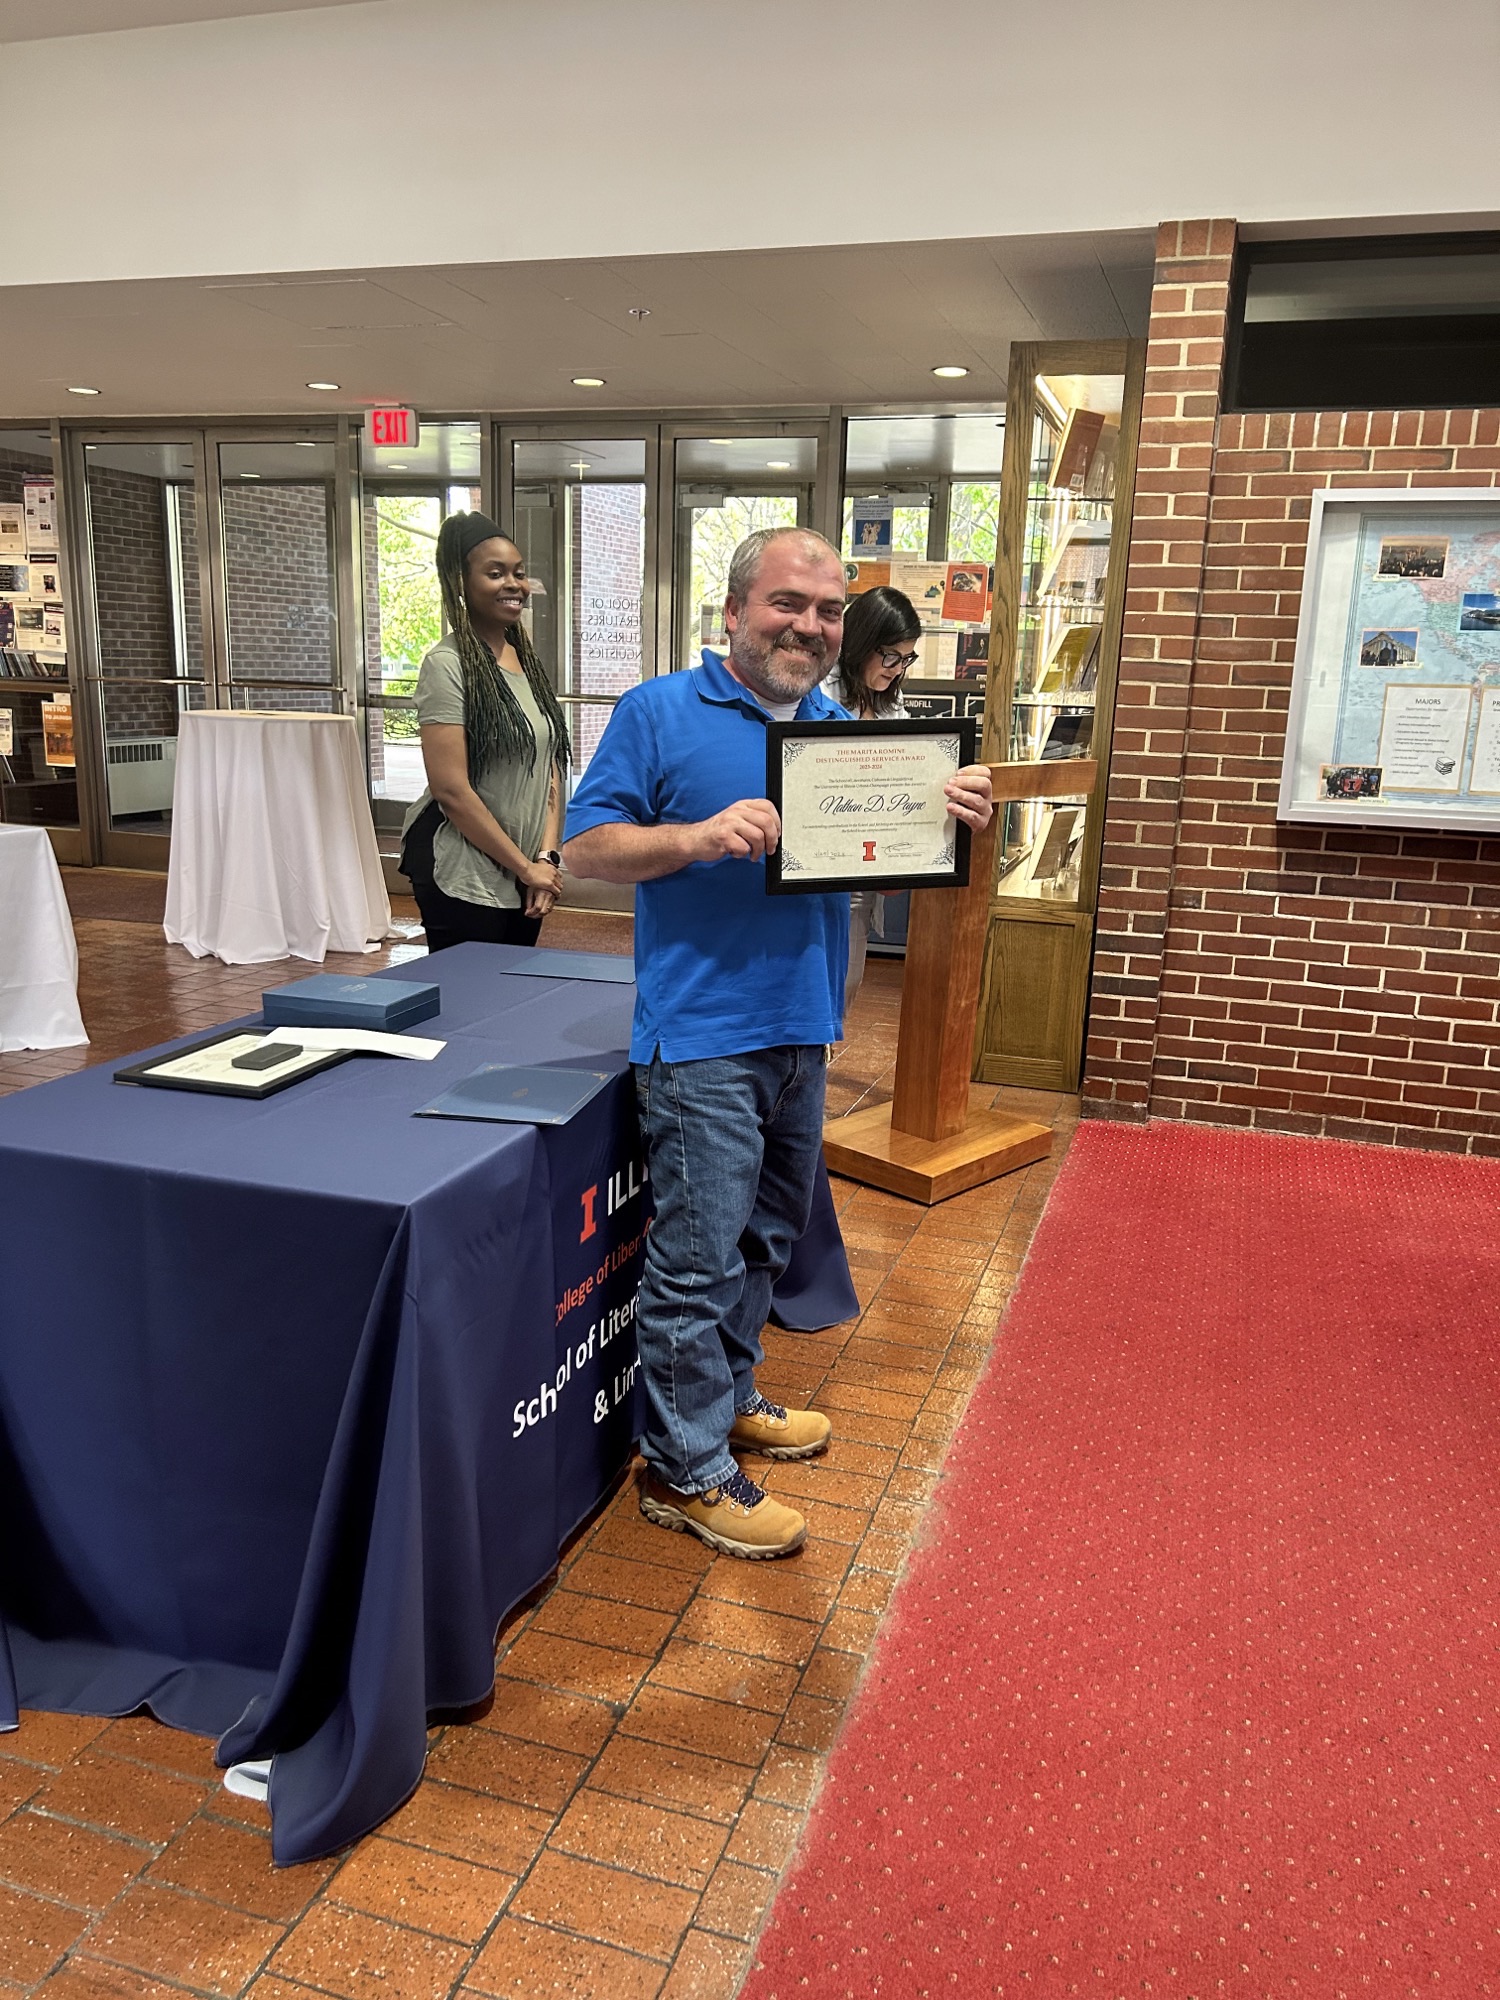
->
[400, 638, 554, 911]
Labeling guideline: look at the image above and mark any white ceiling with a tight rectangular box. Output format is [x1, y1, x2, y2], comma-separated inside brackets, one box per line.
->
[0, 0, 367, 40]
[0, 229, 1153, 422]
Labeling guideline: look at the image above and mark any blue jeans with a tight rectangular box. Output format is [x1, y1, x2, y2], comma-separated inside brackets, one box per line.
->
[633, 1045, 828, 1494]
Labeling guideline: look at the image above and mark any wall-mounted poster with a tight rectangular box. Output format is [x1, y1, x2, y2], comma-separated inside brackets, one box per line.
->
[28, 559, 59, 601]
[849, 497, 893, 558]
[22, 477, 56, 556]
[36, 605, 65, 660]
[41, 694, 73, 768]
[941, 563, 989, 622]
[0, 502, 24, 558]
[0, 561, 29, 597]
[1278, 489, 1500, 832]
[888, 558, 948, 620]
[0, 708, 13, 759]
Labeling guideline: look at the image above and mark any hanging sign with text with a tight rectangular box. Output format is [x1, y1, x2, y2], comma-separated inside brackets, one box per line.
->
[367, 408, 419, 450]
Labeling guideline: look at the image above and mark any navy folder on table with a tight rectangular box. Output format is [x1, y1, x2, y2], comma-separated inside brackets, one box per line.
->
[487, 948, 634, 984]
[417, 1063, 615, 1126]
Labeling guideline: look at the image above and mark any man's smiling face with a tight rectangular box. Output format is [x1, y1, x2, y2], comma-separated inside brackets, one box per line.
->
[723, 535, 848, 705]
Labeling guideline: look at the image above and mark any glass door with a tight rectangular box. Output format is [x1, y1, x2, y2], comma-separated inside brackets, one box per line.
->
[75, 435, 209, 865]
[499, 426, 656, 798]
[71, 424, 352, 868]
[359, 420, 483, 844]
[210, 435, 344, 715]
[665, 428, 826, 673]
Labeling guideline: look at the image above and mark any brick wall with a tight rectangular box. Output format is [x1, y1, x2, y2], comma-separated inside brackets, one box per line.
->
[1084, 218, 1500, 1157]
[219, 482, 336, 712]
[0, 442, 51, 505]
[87, 465, 182, 738]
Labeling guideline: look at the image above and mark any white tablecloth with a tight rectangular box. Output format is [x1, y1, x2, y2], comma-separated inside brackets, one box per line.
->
[0, 825, 89, 1052]
[164, 711, 391, 966]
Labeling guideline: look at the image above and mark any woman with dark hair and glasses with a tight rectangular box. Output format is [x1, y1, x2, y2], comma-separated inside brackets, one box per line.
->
[825, 583, 920, 719]
[822, 583, 922, 1008]
[399, 512, 572, 952]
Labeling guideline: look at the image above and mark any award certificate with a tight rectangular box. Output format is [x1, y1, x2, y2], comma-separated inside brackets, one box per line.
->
[766, 717, 977, 894]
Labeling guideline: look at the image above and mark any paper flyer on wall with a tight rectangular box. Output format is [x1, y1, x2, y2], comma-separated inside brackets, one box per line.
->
[0, 560, 29, 597]
[42, 693, 73, 767]
[844, 560, 890, 596]
[941, 562, 989, 623]
[0, 501, 24, 558]
[28, 558, 60, 601]
[23, 477, 56, 556]
[849, 497, 893, 558]
[0, 708, 12, 758]
[889, 559, 949, 620]
[36, 606, 66, 659]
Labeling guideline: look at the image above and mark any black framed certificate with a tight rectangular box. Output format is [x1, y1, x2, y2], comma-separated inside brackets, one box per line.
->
[765, 717, 977, 894]
[114, 1029, 355, 1098]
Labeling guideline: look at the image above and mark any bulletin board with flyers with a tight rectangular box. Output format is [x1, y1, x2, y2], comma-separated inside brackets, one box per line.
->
[1278, 487, 1500, 834]
[0, 458, 73, 829]
[843, 555, 994, 684]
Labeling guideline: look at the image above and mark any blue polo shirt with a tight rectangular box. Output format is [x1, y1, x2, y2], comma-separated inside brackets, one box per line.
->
[564, 652, 850, 1063]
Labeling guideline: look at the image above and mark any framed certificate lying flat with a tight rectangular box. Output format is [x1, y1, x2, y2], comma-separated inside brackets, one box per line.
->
[114, 1029, 355, 1098]
[766, 717, 977, 894]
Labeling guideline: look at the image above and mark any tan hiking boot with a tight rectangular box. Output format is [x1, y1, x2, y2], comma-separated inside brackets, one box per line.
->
[730, 1392, 832, 1461]
[640, 1466, 806, 1559]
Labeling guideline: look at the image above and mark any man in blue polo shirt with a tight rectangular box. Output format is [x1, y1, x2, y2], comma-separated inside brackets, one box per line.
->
[564, 526, 992, 1560]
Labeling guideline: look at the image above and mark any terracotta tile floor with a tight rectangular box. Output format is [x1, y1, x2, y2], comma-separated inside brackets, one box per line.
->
[0, 871, 1078, 1999]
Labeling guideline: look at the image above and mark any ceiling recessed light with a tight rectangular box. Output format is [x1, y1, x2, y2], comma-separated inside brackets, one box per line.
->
[571, 376, 605, 388]
[388, 462, 408, 470]
[306, 380, 340, 391]
[241, 471, 261, 479]
[932, 364, 969, 379]
[767, 460, 791, 470]
[67, 385, 100, 396]
[294, 440, 318, 448]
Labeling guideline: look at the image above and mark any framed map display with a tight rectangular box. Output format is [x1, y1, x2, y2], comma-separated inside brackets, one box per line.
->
[1279, 489, 1500, 831]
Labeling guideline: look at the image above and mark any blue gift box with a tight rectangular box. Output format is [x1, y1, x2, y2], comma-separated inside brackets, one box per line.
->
[261, 975, 440, 1032]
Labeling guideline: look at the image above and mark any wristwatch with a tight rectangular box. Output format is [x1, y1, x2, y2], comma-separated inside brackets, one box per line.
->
[536, 848, 562, 868]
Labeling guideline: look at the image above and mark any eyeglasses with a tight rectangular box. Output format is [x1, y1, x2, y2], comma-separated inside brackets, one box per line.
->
[877, 647, 919, 671]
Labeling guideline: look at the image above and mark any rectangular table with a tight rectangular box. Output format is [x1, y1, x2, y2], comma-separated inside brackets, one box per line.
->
[0, 944, 854, 1863]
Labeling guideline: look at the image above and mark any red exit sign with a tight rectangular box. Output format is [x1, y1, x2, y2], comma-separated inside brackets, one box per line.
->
[367, 407, 418, 449]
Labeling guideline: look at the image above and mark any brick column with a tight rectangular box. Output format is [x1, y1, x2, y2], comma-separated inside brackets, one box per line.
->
[1082, 219, 1237, 1118]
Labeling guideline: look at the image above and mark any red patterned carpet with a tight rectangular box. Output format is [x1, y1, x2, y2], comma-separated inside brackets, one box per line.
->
[744, 1122, 1500, 2000]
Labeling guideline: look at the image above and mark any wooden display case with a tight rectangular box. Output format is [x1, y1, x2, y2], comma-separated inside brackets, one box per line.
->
[973, 339, 1144, 1091]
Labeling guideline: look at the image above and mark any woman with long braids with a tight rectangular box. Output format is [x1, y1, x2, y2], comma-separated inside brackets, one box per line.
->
[399, 513, 571, 951]
[822, 583, 921, 1009]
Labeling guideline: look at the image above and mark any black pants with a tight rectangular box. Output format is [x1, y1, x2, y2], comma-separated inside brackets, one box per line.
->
[400, 800, 543, 955]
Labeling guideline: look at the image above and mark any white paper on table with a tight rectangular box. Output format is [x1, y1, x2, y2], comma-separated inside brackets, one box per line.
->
[261, 1026, 446, 1060]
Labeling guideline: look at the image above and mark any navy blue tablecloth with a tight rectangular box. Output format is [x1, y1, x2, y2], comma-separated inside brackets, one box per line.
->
[0, 943, 856, 1863]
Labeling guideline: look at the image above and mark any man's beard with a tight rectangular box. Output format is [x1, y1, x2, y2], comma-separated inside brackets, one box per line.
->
[727, 625, 830, 704]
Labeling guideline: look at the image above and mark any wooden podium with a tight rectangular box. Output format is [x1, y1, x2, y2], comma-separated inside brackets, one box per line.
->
[823, 759, 1098, 1204]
